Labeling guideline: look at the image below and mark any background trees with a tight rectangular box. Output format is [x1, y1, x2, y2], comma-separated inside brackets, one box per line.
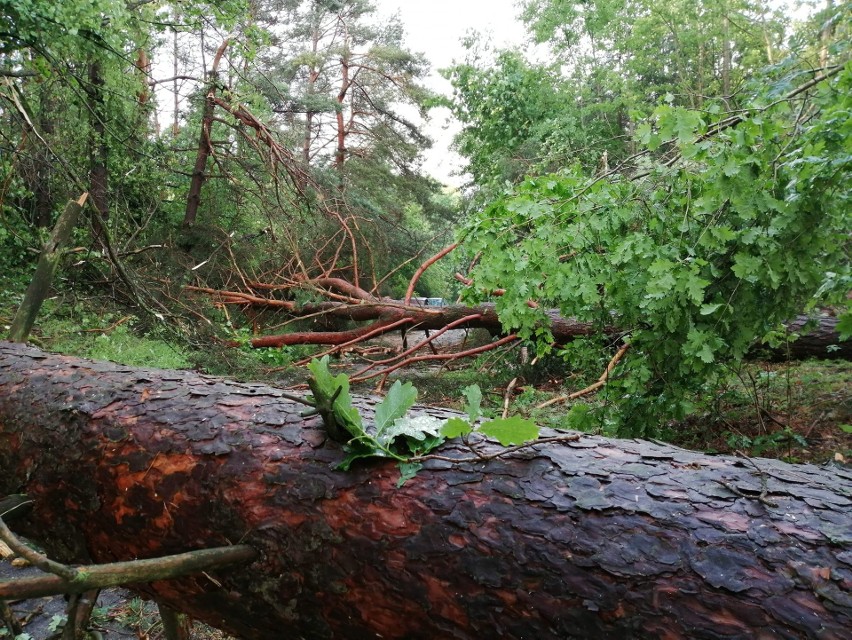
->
[0, 0, 848, 438]
[446, 0, 850, 433]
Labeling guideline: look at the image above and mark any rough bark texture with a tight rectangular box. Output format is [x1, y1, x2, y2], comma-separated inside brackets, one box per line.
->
[0, 342, 850, 640]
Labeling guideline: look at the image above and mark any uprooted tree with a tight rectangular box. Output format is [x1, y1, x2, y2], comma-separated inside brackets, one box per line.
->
[1, 344, 851, 639]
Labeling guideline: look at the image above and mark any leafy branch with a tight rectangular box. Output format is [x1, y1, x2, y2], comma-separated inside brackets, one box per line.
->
[305, 357, 566, 484]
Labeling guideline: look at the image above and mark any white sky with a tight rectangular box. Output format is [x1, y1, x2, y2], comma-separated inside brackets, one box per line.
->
[372, 1, 528, 186]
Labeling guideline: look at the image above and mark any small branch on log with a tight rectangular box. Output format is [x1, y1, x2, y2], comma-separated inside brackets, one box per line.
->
[536, 343, 630, 409]
[0, 545, 257, 600]
[412, 434, 582, 464]
[0, 515, 80, 582]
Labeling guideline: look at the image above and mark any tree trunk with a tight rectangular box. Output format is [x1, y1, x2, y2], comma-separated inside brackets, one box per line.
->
[7, 194, 88, 343]
[87, 60, 109, 226]
[0, 343, 849, 640]
[226, 292, 851, 360]
[335, 44, 351, 174]
[183, 40, 229, 227]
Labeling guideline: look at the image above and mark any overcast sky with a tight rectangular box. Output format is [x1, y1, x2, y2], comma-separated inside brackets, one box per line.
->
[373, 1, 529, 186]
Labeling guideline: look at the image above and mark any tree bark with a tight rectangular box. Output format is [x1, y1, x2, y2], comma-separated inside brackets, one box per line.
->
[0, 343, 850, 640]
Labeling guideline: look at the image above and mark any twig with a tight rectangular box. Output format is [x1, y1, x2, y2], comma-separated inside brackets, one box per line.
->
[0, 545, 257, 599]
[803, 410, 827, 439]
[502, 377, 519, 419]
[412, 434, 581, 464]
[404, 243, 459, 304]
[0, 515, 80, 582]
[536, 343, 630, 409]
[349, 313, 484, 378]
[713, 451, 778, 508]
[350, 334, 519, 383]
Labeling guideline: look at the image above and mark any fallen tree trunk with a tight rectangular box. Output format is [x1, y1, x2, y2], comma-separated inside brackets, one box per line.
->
[211, 286, 850, 360]
[0, 342, 850, 640]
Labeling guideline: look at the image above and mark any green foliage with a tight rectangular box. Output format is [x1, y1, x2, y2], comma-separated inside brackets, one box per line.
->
[307, 356, 364, 445]
[461, 64, 851, 436]
[461, 384, 483, 422]
[724, 427, 808, 458]
[478, 416, 540, 446]
[305, 366, 552, 482]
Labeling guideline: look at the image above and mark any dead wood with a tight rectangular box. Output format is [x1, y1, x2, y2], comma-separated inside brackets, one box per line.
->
[0, 343, 850, 640]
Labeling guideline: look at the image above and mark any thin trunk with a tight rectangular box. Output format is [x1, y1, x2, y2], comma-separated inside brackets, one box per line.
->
[182, 40, 229, 228]
[87, 60, 108, 225]
[335, 47, 351, 173]
[8, 194, 88, 343]
[172, 18, 179, 137]
[303, 27, 321, 164]
[819, 0, 834, 67]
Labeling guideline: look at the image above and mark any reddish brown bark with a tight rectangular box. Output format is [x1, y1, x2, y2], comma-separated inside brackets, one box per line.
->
[0, 343, 850, 640]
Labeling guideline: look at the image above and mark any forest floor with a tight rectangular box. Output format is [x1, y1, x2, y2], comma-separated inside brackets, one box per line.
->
[0, 557, 231, 640]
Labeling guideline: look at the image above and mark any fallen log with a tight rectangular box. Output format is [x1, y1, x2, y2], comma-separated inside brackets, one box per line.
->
[221, 288, 850, 360]
[0, 342, 850, 640]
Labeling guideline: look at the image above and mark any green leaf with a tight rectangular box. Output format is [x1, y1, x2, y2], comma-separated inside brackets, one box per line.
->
[441, 417, 473, 439]
[721, 156, 740, 177]
[837, 311, 852, 341]
[375, 380, 418, 435]
[462, 384, 483, 422]
[307, 356, 363, 439]
[479, 416, 540, 445]
[697, 343, 715, 363]
[700, 303, 724, 315]
[397, 462, 423, 487]
[564, 403, 594, 431]
[838, 424, 852, 435]
[379, 414, 444, 444]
